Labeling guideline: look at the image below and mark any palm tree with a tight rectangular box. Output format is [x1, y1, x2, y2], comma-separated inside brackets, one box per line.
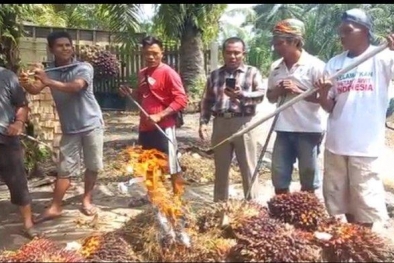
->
[242, 4, 394, 63]
[153, 4, 227, 93]
[23, 4, 143, 49]
[218, 6, 256, 44]
[247, 4, 304, 31]
[0, 4, 33, 72]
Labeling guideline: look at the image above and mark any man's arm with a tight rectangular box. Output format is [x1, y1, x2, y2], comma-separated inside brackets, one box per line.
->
[306, 60, 327, 104]
[266, 64, 285, 103]
[46, 78, 87, 93]
[9, 72, 29, 129]
[240, 68, 266, 106]
[200, 75, 215, 125]
[317, 66, 336, 113]
[158, 69, 188, 119]
[19, 72, 47, 95]
[318, 91, 336, 113]
[36, 63, 93, 93]
[22, 81, 47, 95]
[266, 85, 284, 104]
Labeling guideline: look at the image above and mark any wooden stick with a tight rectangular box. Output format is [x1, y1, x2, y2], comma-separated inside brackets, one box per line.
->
[27, 63, 80, 76]
[124, 94, 176, 147]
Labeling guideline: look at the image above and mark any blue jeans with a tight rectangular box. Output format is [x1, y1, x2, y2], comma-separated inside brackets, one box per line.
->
[271, 131, 322, 191]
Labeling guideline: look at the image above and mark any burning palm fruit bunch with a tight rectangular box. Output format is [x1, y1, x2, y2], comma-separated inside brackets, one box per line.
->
[267, 191, 329, 232]
[79, 231, 140, 262]
[0, 238, 84, 262]
[121, 146, 191, 249]
[229, 215, 322, 262]
[314, 221, 394, 262]
[121, 207, 237, 262]
[78, 44, 120, 79]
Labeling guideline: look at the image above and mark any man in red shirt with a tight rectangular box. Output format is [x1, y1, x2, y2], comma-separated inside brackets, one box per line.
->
[120, 36, 188, 190]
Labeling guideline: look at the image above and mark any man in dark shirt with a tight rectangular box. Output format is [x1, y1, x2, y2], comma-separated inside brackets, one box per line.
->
[0, 66, 39, 238]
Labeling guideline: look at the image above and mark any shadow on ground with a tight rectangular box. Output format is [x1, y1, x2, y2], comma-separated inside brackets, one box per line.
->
[0, 182, 146, 251]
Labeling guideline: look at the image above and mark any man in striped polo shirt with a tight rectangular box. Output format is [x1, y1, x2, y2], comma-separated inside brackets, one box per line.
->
[199, 37, 266, 202]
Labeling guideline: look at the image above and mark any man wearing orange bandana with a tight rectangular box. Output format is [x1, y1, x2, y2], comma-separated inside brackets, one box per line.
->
[267, 19, 327, 195]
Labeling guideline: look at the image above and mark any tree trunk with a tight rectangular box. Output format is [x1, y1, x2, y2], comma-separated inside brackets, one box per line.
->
[179, 28, 206, 93]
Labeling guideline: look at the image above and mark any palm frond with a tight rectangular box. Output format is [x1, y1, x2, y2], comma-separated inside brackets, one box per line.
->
[97, 4, 143, 48]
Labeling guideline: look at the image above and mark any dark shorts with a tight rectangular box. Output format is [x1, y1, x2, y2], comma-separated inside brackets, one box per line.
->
[138, 127, 181, 174]
[138, 129, 169, 154]
[0, 141, 31, 206]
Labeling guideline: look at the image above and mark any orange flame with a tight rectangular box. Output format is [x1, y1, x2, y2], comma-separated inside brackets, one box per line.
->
[122, 146, 185, 225]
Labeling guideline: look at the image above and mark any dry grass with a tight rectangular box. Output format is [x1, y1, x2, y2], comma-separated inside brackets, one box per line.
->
[180, 152, 242, 184]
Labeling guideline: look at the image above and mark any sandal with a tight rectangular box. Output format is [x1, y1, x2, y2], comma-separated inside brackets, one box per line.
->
[33, 212, 62, 224]
[24, 226, 43, 239]
[80, 205, 98, 216]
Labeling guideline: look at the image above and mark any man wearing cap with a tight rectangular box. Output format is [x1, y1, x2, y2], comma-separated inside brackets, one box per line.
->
[267, 19, 326, 195]
[316, 8, 394, 228]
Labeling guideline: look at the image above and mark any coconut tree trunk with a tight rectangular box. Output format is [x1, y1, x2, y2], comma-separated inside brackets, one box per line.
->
[179, 28, 206, 93]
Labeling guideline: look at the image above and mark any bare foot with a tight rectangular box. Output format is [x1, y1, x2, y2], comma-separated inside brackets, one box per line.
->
[33, 206, 62, 224]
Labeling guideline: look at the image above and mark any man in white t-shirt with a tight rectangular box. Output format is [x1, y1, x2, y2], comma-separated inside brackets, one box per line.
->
[267, 19, 327, 195]
[316, 8, 394, 228]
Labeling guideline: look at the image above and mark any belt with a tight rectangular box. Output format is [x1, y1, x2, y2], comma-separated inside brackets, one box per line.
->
[213, 112, 255, 119]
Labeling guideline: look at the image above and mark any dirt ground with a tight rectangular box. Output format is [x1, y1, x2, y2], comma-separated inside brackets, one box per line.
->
[1, 111, 394, 251]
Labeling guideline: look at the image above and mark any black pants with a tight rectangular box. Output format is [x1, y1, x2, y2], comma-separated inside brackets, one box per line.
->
[138, 129, 169, 154]
[0, 142, 31, 206]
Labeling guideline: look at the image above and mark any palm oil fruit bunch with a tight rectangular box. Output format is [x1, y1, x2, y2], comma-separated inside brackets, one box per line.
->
[33, 251, 84, 263]
[78, 45, 120, 79]
[0, 238, 84, 262]
[196, 199, 267, 234]
[229, 216, 322, 262]
[317, 222, 394, 262]
[80, 231, 139, 262]
[268, 191, 329, 231]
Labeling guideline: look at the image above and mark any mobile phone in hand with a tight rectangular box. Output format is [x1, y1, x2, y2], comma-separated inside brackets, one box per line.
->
[225, 78, 236, 90]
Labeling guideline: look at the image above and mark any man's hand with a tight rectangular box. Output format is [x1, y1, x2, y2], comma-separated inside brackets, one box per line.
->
[33, 68, 51, 85]
[7, 121, 24, 136]
[274, 81, 286, 94]
[282, 80, 303, 94]
[224, 86, 243, 100]
[18, 70, 31, 87]
[386, 34, 394, 51]
[149, 113, 162, 123]
[199, 124, 209, 141]
[315, 77, 333, 95]
[119, 84, 133, 97]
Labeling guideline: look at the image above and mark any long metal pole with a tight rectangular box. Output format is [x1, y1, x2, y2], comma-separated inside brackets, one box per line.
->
[208, 44, 388, 152]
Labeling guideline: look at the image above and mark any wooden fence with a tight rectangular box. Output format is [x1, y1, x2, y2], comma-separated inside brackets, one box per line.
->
[71, 44, 211, 94]
[20, 25, 212, 79]
[19, 25, 215, 110]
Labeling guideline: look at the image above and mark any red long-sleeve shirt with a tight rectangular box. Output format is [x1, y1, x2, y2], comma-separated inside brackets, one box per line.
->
[134, 63, 188, 132]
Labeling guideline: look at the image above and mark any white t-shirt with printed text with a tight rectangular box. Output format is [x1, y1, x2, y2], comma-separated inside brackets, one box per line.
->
[325, 45, 394, 157]
[267, 50, 327, 133]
